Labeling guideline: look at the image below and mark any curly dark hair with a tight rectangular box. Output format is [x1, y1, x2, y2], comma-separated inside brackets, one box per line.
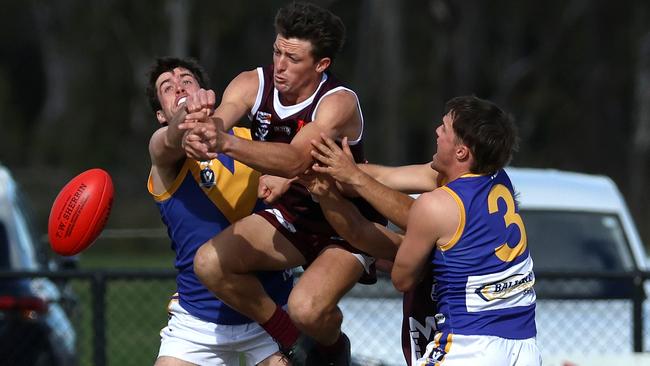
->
[445, 96, 519, 174]
[145, 57, 210, 113]
[274, 2, 346, 61]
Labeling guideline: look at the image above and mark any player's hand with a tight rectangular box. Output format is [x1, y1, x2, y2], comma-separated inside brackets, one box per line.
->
[297, 170, 335, 198]
[178, 88, 215, 131]
[185, 88, 216, 113]
[182, 122, 218, 160]
[258, 175, 294, 204]
[310, 133, 364, 186]
[179, 107, 211, 130]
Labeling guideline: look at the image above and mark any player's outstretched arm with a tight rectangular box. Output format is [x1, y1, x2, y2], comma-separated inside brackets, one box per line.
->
[180, 70, 258, 161]
[299, 172, 402, 260]
[311, 134, 415, 230]
[361, 162, 439, 194]
[392, 189, 457, 291]
[187, 87, 362, 179]
[149, 107, 188, 167]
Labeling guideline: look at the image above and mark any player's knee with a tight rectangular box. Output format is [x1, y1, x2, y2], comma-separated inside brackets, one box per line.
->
[193, 242, 224, 286]
[288, 290, 336, 329]
[288, 295, 317, 328]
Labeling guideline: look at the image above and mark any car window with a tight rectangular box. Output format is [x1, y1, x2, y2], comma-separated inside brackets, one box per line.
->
[0, 221, 10, 268]
[523, 210, 637, 298]
[522, 210, 634, 272]
[12, 191, 41, 270]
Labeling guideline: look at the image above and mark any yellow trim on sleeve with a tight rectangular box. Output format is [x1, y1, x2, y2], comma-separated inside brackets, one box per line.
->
[148, 160, 192, 202]
[438, 186, 466, 251]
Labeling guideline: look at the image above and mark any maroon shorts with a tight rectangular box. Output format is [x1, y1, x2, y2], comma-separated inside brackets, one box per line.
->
[256, 208, 376, 284]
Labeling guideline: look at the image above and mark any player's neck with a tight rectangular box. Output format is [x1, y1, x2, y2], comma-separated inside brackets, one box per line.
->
[443, 165, 472, 184]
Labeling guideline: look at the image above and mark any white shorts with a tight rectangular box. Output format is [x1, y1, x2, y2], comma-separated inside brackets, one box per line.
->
[416, 332, 542, 366]
[157, 300, 281, 365]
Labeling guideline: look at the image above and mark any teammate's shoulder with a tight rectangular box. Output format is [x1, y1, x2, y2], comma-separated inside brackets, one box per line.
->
[223, 70, 261, 104]
[325, 86, 357, 99]
[229, 69, 260, 87]
[149, 125, 167, 143]
[148, 126, 168, 156]
[318, 88, 358, 109]
[417, 189, 459, 214]
[415, 190, 439, 205]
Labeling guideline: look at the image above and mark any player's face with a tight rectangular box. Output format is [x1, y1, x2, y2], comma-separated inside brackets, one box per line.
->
[272, 35, 326, 103]
[431, 112, 459, 172]
[155, 67, 200, 123]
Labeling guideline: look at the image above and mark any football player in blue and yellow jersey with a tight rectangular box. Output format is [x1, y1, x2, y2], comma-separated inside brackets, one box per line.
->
[392, 96, 539, 365]
[307, 96, 541, 366]
[145, 57, 292, 366]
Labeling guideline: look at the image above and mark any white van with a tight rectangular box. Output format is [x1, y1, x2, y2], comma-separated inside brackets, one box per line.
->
[512, 167, 650, 365]
[340, 167, 650, 365]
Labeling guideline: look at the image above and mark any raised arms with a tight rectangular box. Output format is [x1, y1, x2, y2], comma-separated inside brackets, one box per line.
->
[183, 83, 362, 179]
[310, 134, 439, 230]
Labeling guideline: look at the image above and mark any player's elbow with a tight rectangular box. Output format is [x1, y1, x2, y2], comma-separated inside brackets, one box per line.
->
[283, 157, 312, 178]
[276, 144, 316, 177]
[284, 163, 308, 178]
[391, 277, 414, 293]
[391, 269, 415, 292]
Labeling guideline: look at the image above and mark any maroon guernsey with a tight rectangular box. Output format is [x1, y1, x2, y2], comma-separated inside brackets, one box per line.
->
[249, 65, 385, 269]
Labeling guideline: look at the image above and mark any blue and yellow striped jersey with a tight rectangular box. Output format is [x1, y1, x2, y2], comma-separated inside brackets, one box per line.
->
[431, 169, 536, 339]
[148, 127, 292, 325]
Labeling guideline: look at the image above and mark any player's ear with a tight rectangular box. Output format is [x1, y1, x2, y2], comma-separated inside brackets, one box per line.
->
[315, 57, 331, 73]
[156, 110, 167, 125]
[456, 144, 470, 162]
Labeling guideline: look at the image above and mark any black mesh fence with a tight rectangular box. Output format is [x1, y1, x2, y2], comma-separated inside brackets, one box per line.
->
[0, 270, 648, 366]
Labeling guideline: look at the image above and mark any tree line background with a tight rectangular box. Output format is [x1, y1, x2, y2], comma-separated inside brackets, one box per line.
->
[2, 0, 650, 253]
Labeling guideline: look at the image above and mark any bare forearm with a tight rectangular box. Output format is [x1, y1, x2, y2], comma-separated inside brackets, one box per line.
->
[353, 172, 414, 231]
[360, 162, 438, 193]
[150, 109, 189, 165]
[164, 125, 186, 150]
[222, 134, 308, 178]
[318, 191, 400, 260]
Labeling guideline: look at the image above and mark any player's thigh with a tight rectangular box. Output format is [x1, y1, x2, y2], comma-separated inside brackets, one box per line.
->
[154, 356, 197, 366]
[207, 214, 305, 272]
[292, 246, 364, 307]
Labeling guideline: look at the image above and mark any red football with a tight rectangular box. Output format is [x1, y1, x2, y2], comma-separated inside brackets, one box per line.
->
[48, 168, 114, 256]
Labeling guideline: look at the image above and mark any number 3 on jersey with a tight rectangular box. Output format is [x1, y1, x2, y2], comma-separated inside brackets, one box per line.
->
[487, 184, 527, 262]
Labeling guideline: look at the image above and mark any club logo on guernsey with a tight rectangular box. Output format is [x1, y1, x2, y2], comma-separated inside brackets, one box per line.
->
[199, 160, 215, 188]
[416, 343, 446, 366]
[475, 271, 535, 302]
[429, 348, 446, 362]
[255, 111, 272, 141]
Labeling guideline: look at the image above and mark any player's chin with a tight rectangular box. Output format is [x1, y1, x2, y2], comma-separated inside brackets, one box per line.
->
[273, 81, 290, 93]
[430, 157, 438, 170]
